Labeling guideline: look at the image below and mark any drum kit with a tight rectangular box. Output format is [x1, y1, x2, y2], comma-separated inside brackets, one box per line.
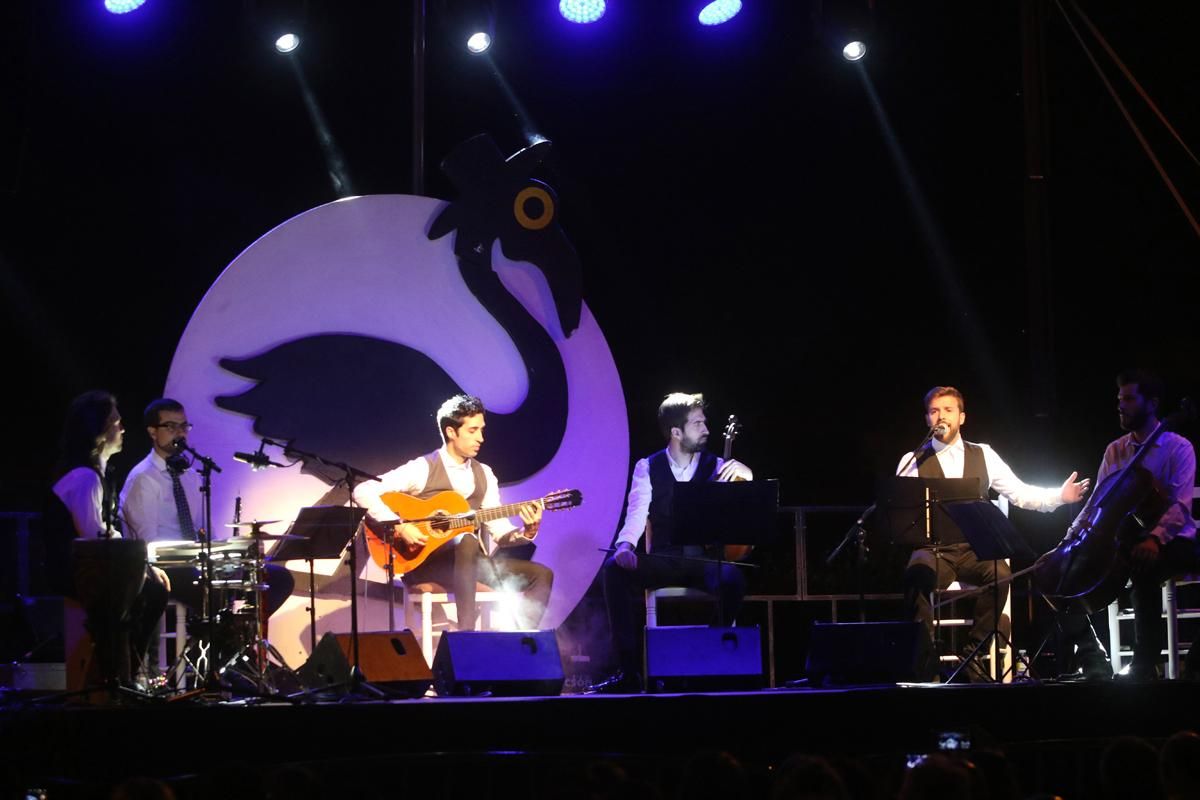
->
[150, 521, 301, 696]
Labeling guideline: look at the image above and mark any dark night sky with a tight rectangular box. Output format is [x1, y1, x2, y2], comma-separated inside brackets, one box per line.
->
[3, 0, 1199, 554]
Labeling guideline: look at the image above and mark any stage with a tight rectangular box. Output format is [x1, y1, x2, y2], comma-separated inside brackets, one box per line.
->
[3, 679, 1198, 798]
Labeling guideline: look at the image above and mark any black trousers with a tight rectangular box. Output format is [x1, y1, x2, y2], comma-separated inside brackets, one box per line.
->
[903, 542, 1011, 646]
[1131, 536, 1200, 671]
[601, 547, 746, 674]
[405, 536, 554, 631]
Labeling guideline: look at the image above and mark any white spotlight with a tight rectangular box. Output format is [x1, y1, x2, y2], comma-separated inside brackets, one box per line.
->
[842, 40, 867, 62]
[466, 31, 492, 54]
[275, 33, 301, 53]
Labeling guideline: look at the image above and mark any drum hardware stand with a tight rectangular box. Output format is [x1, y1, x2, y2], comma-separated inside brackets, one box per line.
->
[213, 521, 300, 697]
[154, 443, 228, 698]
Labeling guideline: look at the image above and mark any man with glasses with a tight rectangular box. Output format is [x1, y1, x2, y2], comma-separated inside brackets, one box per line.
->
[120, 399, 294, 635]
[121, 399, 202, 545]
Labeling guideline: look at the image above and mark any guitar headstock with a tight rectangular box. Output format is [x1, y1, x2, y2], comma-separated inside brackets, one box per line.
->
[724, 414, 742, 443]
[544, 488, 583, 511]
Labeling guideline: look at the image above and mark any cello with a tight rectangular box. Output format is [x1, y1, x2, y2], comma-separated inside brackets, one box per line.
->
[719, 414, 754, 562]
[1033, 403, 1193, 615]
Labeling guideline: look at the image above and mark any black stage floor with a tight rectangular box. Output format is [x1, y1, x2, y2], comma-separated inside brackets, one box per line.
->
[4, 680, 1198, 799]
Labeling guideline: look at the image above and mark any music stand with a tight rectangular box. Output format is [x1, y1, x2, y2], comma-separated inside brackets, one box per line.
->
[877, 476, 983, 680]
[941, 500, 1033, 683]
[273, 506, 367, 655]
[876, 476, 984, 547]
[671, 479, 778, 547]
[669, 479, 779, 623]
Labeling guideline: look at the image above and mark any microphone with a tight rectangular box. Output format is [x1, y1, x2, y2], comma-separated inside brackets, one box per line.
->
[233, 440, 285, 470]
[166, 438, 190, 473]
[175, 437, 223, 473]
[932, 422, 949, 437]
[233, 450, 275, 470]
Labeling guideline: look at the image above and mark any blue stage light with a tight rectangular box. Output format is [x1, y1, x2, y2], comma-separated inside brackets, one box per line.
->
[559, 0, 605, 24]
[104, 0, 147, 14]
[697, 0, 742, 26]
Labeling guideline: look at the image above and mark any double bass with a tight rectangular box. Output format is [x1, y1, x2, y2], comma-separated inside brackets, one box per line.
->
[1033, 404, 1192, 615]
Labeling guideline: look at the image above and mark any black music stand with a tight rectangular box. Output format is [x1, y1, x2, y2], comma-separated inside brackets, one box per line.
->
[273, 506, 366, 655]
[876, 476, 985, 547]
[669, 479, 779, 623]
[941, 500, 1034, 683]
[877, 476, 982, 680]
[671, 479, 779, 550]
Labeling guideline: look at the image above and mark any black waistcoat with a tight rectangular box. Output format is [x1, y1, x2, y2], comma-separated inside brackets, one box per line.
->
[420, 450, 488, 509]
[646, 449, 718, 551]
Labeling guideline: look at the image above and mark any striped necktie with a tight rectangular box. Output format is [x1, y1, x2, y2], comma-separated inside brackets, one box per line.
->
[168, 466, 197, 541]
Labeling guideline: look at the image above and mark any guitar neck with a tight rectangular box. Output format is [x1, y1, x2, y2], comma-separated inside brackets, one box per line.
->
[473, 497, 543, 524]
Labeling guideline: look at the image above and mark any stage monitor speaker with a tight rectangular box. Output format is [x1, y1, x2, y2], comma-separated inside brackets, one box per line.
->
[805, 621, 931, 686]
[432, 631, 564, 697]
[297, 630, 432, 697]
[645, 625, 763, 693]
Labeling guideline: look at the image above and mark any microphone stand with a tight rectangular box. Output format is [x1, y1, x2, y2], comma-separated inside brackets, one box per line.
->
[178, 440, 222, 690]
[265, 439, 385, 699]
[896, 425, 943, 478]
[827, 503, 874, 621]
[896, 424, 951, 677]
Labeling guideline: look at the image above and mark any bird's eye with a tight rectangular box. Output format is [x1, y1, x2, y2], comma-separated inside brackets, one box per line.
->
[513, 186, 554, 231]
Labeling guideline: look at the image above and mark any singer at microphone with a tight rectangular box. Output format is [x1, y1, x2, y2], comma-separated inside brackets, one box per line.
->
[892, 385, 1093, 680]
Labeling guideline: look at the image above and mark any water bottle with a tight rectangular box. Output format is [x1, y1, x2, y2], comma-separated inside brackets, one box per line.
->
[1014, 649, 1029, 681]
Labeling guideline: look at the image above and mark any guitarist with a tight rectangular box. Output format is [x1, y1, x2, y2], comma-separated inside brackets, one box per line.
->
[588, 392, 752, 694]
[1098, 370, 1198, 681]
[354, 394, 552, 631]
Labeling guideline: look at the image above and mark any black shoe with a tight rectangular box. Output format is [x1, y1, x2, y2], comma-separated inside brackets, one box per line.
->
[955, 643, 991, 684]
[585, 670, 643, 695]
[1080, 654, 1113, 681]
[1117, 662, 1160, 682]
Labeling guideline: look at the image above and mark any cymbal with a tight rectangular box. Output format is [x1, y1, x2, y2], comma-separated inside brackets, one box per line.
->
[224, 520, 282, 530]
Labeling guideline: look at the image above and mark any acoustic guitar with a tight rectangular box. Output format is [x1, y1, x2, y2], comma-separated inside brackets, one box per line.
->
[363, 488, 582, 576]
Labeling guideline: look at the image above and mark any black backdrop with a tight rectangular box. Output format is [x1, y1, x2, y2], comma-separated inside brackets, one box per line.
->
[4, 1, 1199, 565]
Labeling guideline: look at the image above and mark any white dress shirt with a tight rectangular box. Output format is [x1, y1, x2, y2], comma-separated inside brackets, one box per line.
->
[353, 446, 519, 554]
[896, 436, 1063, 513]
[1093, 430, 1196, 543]
[53, 465, 110, 538]
[119, 450, 205, 542]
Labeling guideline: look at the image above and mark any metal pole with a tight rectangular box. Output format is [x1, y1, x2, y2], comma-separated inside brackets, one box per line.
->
[1021, 0, 1056, 419]
[412, 0, 426, 196]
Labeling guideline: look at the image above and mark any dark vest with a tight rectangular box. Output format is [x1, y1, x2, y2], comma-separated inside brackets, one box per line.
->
[646, 449, 718, 551]
[420, 451, 488, 509]
[914, 441, 989, 545]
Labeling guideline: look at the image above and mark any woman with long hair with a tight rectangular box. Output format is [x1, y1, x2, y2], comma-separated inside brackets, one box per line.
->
[48, 390, 167, 690]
